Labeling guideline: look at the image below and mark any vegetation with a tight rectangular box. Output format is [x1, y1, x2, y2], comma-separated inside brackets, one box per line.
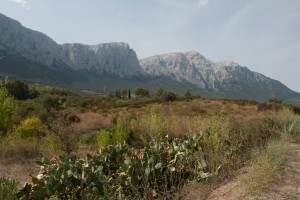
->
[242, 135, 289, 197]
[134, 87, 149, 97]
[0, 87, 16, 135]
[0, 177, 18, 200]
[290, 117, 300, 142]
[13, 116, 46, 140]
[0, 78, 299, 199]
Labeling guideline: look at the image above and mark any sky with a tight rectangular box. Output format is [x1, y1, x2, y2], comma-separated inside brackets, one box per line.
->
[0, 0, 300, 92]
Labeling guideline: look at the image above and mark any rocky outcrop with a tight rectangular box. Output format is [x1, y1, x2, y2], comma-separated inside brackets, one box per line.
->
[0, 13, 141, 77]
[62, 43, 142, 77]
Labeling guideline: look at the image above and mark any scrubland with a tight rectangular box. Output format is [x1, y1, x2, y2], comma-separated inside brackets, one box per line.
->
[0, 80, 299, 199]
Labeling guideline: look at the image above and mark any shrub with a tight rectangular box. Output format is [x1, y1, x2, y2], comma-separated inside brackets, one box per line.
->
[110, 113, 119, 125]
[112, 120, 130, 144]
[13, 116, 46, 140]
[0, 87, 16, 135]
[134, 87, 149, 97]
[96, 120, 130, 147]
[154, 88, 164, 98]
[267, 98, 282, 104]
[164, 92, 176, 101]
[67, 114, 80, 123]
[46, 120, 79, 155]
[96, 129, 111, 148]
[79, 132, 97, 145]
[36, 109, 50, 123]
[0, 177, 18, 200]
[130, 105, 166, 141]
[41, 95, 60, 112]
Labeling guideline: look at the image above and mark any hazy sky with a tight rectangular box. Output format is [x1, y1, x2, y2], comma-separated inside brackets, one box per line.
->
[1, 0, 299, 92]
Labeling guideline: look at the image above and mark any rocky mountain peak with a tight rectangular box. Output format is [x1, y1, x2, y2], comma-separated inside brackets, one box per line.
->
[0, 13, 141, 77]
[139, 51, 274, 91]
[61, 42, 141, 77]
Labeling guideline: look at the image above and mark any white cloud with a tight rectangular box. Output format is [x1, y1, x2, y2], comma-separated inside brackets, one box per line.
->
[10, 0, 30, 9]
[198, 0, 209, 7]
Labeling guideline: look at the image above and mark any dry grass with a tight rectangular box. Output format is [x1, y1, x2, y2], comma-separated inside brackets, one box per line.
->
[72, 112, 112, 133]
[241, 135, 289, 197]
[0, 137, 44, 164]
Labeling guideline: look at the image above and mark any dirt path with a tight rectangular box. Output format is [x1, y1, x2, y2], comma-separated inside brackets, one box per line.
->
[205, 143, 300, 200]
[180, 143, 300, 200]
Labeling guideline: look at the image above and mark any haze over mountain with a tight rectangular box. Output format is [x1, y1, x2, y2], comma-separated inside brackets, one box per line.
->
[0, 13, 299, 104]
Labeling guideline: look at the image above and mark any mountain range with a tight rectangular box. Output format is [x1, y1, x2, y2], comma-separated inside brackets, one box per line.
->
[0, 13, 299, 104]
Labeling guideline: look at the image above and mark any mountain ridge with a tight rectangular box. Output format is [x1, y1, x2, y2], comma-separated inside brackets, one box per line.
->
[0, 13, 299, 104]
[0, 13, 142, 77]
[140, 51, 299, 101]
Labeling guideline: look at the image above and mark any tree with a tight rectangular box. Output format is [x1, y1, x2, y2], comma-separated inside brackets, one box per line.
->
[0, 87, 16, 135]
[46, 119, 79, 155]
[134, 87, 149, 97]
[5, 80, 30, 100]
[128, 89, 131, 99]
[163, 92, 177, 101]
[184, 90, 192, 99]
[154, 88, 164, 98]
[2, 79, 39, 100]
[121, 88, 127, 99]
[115, 90, 121, 98]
